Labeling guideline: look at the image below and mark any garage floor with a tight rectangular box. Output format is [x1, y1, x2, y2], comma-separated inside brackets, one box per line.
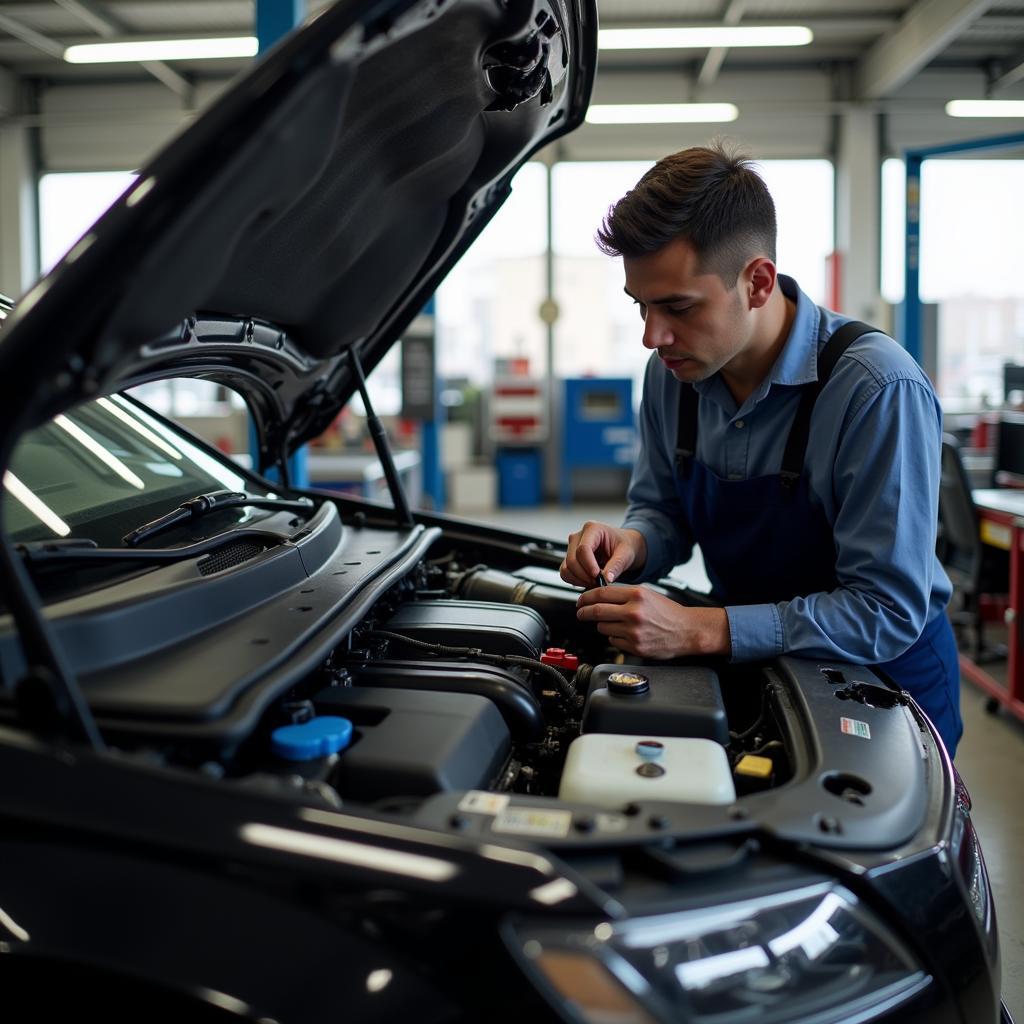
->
[478, 501, 1024, 1021]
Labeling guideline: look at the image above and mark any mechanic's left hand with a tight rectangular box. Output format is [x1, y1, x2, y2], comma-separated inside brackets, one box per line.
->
[576, 585, 732, 659]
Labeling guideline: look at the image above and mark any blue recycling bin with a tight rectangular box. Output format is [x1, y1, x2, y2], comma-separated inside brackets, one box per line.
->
[497, 448, 542, 507]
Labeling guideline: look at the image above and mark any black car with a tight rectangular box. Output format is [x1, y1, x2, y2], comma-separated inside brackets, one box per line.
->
[0, 2, 1011, 1022]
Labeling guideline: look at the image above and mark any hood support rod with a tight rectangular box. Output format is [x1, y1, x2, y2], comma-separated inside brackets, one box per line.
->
[346, 348, 415, 528]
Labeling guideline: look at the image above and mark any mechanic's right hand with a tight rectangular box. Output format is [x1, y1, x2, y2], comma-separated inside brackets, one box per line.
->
[560, 521, 647, 589]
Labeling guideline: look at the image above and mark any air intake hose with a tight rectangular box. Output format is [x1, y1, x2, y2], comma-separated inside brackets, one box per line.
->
[456, 567, 580, 625]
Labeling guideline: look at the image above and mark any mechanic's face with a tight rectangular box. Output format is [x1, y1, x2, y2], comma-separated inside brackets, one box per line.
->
[623, 237, 753, 383]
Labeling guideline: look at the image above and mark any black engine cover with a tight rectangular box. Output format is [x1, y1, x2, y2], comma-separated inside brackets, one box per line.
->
[383, 600, 547, 658]
[313, 686, 511, 802]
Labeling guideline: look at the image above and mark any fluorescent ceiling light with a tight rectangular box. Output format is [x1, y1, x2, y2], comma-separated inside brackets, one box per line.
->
[3, 471, 70, 537]
[599, 26, 813, 50]
[54, 414, 145, 489]
[586, 103, 739, 125]
[99, 397, 183, 461]
[64, 36, 258, 64]
[945, 100, 1024, 118]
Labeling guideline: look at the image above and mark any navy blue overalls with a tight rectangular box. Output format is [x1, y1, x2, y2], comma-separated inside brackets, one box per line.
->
[673, 318, 963, 757]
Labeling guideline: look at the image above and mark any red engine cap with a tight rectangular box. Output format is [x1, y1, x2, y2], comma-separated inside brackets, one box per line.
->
[541, 648, 579, 670]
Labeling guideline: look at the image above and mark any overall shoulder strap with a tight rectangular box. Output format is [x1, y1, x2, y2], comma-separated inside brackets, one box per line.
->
[779, 319, 881, 495]
[674, 382, 700, 477]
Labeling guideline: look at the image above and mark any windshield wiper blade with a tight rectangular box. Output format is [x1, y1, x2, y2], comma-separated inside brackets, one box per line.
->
[122, 490, 314, 546]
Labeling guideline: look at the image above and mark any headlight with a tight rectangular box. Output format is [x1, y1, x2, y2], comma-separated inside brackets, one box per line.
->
[951, 769, 995, 951]
[504, 884, 928, 1024]
[953, 807, 991, 929]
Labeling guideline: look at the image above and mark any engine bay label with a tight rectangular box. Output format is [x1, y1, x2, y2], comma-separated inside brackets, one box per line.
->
[840, 717, 871, 739]
[457, 791, 510, 816]
[492, 807, 572, 838]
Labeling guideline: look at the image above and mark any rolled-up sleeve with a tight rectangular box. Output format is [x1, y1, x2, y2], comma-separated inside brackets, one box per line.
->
[726, 602, 784, 661]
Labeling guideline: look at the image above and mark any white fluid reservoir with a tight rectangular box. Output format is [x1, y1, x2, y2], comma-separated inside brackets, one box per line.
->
[558, 734, 736, 808]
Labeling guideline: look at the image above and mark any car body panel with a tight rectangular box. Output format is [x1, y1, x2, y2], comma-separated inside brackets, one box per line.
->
[0, 0, 596, 468]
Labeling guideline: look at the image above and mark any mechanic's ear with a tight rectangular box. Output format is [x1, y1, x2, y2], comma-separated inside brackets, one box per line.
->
[746, 258, 777, 309]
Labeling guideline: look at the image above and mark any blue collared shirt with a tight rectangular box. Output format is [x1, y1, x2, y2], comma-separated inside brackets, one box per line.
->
[622, 275, 952, 663]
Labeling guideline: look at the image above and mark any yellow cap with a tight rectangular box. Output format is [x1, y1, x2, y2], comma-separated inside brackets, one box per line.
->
[735, 754, 773, 779]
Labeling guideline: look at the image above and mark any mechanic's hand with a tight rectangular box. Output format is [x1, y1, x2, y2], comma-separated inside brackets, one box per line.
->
[576, 585, 731, 660]
[560, 521, 647, 588]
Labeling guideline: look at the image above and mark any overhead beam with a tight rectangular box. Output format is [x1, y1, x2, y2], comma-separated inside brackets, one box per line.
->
[697, 0, 744, 90]
[50, 0, 192, 98]
[50, 0, 110, 36]
[856, 0, 994, 99]
[138, 60, 191, 96]
[0, 11, 65, 60]
[991, 46, 1024, 93]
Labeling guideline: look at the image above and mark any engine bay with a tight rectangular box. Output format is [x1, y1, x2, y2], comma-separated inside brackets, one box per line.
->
[214, 534, 781, 812]
[0, 500, 934, 850]
[300, 566, 778, 811]
[230, 508, 933, 853]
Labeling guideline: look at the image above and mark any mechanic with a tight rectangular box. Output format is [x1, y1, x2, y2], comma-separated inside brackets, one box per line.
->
[560, 144, 962, 756]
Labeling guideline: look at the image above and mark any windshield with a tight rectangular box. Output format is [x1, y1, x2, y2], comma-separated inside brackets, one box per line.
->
[3, 394, 267, 548]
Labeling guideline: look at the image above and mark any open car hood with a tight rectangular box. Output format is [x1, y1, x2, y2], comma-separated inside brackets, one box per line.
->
[0, 0, 596, 471]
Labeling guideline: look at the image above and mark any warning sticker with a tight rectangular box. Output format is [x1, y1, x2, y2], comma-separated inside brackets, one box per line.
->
[840, 717, 871, 740]
[596, 813, 628, 834]
[457, 791, 510, 816]
[492, 807, 572, 839]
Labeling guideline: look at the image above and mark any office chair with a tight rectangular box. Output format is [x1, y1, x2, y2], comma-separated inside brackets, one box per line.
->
[938, 433, 1009, 662]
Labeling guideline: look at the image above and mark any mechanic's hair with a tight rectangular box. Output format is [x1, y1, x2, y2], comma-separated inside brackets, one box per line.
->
[596, 142, 777, 287]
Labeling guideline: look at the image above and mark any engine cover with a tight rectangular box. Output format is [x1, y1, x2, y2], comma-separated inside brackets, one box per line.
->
[383, 600, 547, 658]
[313, 686, 511, 802]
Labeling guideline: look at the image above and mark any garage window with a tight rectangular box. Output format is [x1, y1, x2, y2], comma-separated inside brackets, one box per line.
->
[38, 171, 137, 275]
[882, 157, 1024, 402]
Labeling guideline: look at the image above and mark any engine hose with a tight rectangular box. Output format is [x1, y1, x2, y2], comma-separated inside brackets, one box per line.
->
[351, 660, 545, 741]
[367, 629, 577, 701]
[456, 567, 580, 625]
[730, 685, 770, 743]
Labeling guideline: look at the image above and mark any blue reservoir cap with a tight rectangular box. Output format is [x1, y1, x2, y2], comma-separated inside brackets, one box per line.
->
[271, 716, 353, 761]
[635, 739, 665, 761]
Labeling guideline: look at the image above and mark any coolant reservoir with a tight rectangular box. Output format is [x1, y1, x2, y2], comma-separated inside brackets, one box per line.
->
[582, 665, 729, 744]
[558, 733, 736, 808]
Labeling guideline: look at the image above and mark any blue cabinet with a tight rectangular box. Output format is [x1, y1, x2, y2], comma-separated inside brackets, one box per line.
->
[561, 378, 636, 505]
